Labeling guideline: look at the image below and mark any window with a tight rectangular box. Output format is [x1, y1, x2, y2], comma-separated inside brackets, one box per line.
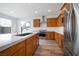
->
[20, 21, 31, 28]
[0, 18, 11, 27]
[20, 21, 31, 33]
[25, 22, 31, 28]
[20, 21, 25, 27]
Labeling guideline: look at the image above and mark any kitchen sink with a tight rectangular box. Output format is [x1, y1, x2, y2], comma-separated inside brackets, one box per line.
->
[15, 33, 32, 36]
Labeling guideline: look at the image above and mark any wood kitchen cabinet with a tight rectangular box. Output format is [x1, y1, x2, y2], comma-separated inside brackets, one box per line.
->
[26, 40, 33, 56]
[47, 17, 63, 27]
[0, 34, 39, 56]
[55, 3, 71, 27]
[46, 32, 55, 40]
[33, 19, 40, 27]
[61, 35, 64, 48]
[58, 34, 61, 47]
[46, 31, 64, 48]
[47, 18, 57, 27]
[54, 32, 64, 48]
[58, 34, 64, 48]
[56, 3, 71, 27]
[51, 32, 55, 40]
[56, 16, 63, 27]
[46, 32, 51, 40]
[60, 3, 70, 11]
[26, 34, 39, 56]
[55, 32, 59, 43]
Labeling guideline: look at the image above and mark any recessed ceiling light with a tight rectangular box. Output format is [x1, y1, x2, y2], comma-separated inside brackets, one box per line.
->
[48, 10, 51, 12]
[35, 11, 38, 14]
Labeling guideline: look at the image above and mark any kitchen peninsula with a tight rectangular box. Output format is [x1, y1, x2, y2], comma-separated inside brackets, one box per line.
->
[0, 32, 39, 56]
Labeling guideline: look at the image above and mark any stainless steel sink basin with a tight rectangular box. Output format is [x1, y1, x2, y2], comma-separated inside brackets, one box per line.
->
[16, 33, 32, 36]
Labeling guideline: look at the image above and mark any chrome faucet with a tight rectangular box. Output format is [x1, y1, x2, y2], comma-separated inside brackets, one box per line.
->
[21, 23, 26, 34]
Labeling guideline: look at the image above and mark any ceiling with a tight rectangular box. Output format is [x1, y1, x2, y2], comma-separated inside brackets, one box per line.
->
[0, 3, 63, 19]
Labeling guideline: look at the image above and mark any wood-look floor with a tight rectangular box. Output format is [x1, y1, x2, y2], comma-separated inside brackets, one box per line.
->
[34, 39, 64, 56]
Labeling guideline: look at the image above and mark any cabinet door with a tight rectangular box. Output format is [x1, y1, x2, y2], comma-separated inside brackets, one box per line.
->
[32, 35, 37, 53]
[33, 19, 40, 27]
[57, 34, 64, 48]
[51, 20, 57, 27]
[47, 18, 52, 27]
[26, 37, 33, 56]
[50, 32, 55, 40]
[60, 34, 64, 48]
[56, 17, 63, 27]
[47, 18, 57, 27]
[32, 34, 39, 52]
[46, 32, 51, 40]
[55, 32, 59, 43]
[46, 32, 55, 40]
[26, 43, 33, 56]
[58, 34, 61, 47]
[26, 34, 39, 56]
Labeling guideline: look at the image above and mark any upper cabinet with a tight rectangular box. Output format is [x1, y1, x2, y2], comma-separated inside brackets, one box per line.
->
[60, 3, 70, 11]
[47, 18, 57, 27]
[60, 3, 70, 16]
[56, 15, 63, 27]
[55, 3, 70, 27]
[33, 19, 40, 27]
[47, 17, 63, 27]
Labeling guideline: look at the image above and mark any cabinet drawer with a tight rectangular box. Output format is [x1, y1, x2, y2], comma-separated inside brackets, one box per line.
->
[0, 41, 25, 56]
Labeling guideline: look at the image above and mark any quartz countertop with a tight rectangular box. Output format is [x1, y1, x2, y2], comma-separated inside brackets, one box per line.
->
[0, 32, 38, 52]
[32, 27, 64, 35]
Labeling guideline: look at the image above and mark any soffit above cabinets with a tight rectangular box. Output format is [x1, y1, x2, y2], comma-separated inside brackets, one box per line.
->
[0, 3, 63, 19]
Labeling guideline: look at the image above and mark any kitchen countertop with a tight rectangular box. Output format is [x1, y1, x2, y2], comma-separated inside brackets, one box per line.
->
[47, 31, 64, 35]
[0, 29, 63, 52]
[32, 27, 64, 35]
[0, 32, 38, 52]
[46, 27, 64, 35]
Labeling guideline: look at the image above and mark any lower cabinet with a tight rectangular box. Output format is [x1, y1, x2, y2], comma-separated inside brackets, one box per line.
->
[46, 31, 64, 48]
[46, 32, 55, 40]
[0, 34, 39, 56]
[58, 34, 61, 47]
[46, 32, 51, 40]
[55, 32, 59, 43]
[0, 32, 63, 56]
[26, 34, 39, 56]
[61, 35, 64, 48]
[26, 42, 33, 56]
[54, 32, 64, 48]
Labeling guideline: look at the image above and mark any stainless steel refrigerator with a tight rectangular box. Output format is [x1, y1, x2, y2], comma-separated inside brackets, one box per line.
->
[64, 4, 77, 56]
